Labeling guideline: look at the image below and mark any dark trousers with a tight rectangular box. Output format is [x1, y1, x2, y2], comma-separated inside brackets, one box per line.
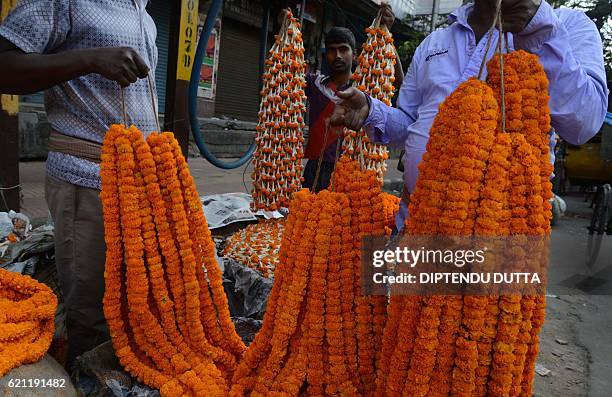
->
[302, 159, 335, 192]
[45, 175, 110, 365]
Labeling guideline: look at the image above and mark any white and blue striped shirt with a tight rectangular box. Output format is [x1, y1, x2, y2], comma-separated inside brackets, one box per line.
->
[0, 0, 159, 189]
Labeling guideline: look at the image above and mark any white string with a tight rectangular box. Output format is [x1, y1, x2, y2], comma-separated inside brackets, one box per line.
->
[0, 184, 21, 190]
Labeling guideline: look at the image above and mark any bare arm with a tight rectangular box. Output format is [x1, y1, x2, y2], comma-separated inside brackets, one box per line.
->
[0, 36, 150, 94]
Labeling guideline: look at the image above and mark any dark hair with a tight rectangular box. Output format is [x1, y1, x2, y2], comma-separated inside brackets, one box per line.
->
[325, 27, 355, 52]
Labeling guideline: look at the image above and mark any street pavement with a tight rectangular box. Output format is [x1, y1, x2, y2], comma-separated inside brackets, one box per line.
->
[534, 194, 612, 396]
[18, 154, 404, 223]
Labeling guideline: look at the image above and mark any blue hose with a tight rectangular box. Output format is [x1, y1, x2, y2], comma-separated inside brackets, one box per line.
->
[188, 0, 256, 169]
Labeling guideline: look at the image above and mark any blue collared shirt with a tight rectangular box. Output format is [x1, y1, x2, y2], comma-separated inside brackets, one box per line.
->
[0, 0, 158, 189]
[364, 1, 609, 230]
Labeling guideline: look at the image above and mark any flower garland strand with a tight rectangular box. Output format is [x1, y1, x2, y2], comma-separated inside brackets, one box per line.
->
[115, 130, 222, 395]
[0, 268, 58, 377]
[343, 13, 397, 182]
[251, 10, 307, 211]
[165, 132, 247, 361]
[101, 125, 251, 396]
[101, 125, 179, 394]
[230, 191, 308, 395]
[375, 48, 552, 397]
[132, 129, 233, 393]
[487, 51, 552, 396]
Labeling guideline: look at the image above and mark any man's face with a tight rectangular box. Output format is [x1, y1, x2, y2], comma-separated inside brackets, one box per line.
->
[326, 43, 353, 74]
[482, 0, 541, 33]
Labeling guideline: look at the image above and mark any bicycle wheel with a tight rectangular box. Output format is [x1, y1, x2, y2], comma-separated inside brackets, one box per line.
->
[586, 185, 611, 267]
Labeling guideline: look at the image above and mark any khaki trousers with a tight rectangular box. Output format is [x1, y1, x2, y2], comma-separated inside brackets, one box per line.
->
[45, 175, 110, 364]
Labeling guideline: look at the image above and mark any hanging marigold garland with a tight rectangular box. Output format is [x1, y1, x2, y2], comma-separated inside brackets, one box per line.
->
[0, 268, 57, 377]
[342, 12, 398, 182]
[375, 42, 552, 396]
[101, 125, 246, 396]
[232, 155, 391, 396]
[334, 157, 390, 396]
[251, 10, 307, 211]
[487, 50, 552, 397]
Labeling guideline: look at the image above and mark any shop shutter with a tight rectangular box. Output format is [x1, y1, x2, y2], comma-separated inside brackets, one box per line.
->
[214, 18, 260, 122]
[146, 0, 171, 114]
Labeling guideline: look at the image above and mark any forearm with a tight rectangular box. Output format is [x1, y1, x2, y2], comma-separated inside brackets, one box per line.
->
[364, 96, 415, 148]
[0, 48, 93, 94]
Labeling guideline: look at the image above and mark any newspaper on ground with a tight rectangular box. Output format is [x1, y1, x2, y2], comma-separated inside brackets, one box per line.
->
[1, 213, 53, 275]
[201, 192, 284, 230]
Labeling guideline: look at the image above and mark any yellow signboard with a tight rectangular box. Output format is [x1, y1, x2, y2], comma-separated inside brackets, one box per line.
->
[176, 0, 200, 81]
[1, 0, 19, 115]
[1, 0, 18, 20]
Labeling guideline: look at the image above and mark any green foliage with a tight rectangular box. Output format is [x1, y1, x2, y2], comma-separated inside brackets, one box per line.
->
[396, 30, 427, 70]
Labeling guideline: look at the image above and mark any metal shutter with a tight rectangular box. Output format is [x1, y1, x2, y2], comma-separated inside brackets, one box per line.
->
[146, 0, 170, 114]
[214, 18, 260, 122]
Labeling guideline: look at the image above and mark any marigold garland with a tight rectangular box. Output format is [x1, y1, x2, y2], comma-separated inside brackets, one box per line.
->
[0, 268, 57, 377]
[232, 157, 390, 396]
[101, 125, 246, 396]
[251, 10, 306, 211]
[376, 49, 552, 397]
[343, 14, 398, 182]
[223, 219, 285, 278]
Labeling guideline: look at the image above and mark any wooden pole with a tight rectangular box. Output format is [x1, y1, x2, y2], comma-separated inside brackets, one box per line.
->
[0, 0, 20, 212]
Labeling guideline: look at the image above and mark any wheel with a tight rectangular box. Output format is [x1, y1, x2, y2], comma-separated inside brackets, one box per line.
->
[586, 185, 611, 267]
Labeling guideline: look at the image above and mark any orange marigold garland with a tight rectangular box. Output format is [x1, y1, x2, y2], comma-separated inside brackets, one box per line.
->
[251, 10, 306, 211]
[232, 157, 389, 396]
[487, 50, 552, 397]
[376, 43, 552, 396]
[100, 125, 174, 392]
[223, 219, 285, 278]
[0, 268, 57, 377]
[334, 157, 390, 396]
[343, 12, 397, 181]
[101, 125, 246, 396]
[164, 132, 247, 360]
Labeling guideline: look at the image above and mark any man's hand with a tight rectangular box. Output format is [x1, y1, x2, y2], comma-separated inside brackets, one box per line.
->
[277, 7, 291, 26]
[501, 0, 542, 33]
[86, 47, 150, 87]
[380, 2, 395, 30]
[330, 88, 370, 131]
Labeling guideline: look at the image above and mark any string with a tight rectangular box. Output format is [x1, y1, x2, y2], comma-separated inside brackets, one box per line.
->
[477, 30, 495, 80]
[330, 128, 344, 192]
[312, 121, 332, 193]
[147, 73, 161, 133]
[120, 87, 127, 127]
[0, 184, 21, 190]
[504, 31, 510, 55]
[477, 0, 503, 80]
[497, 11, 506, 133]
[372, 6, 383, 29]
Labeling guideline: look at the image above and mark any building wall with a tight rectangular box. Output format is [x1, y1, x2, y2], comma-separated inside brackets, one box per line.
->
[414, 0, 462, 15]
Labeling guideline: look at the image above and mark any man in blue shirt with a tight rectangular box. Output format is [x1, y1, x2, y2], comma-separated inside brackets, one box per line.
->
[0, 0, 158, 365]
[331, 0, 608, 231]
